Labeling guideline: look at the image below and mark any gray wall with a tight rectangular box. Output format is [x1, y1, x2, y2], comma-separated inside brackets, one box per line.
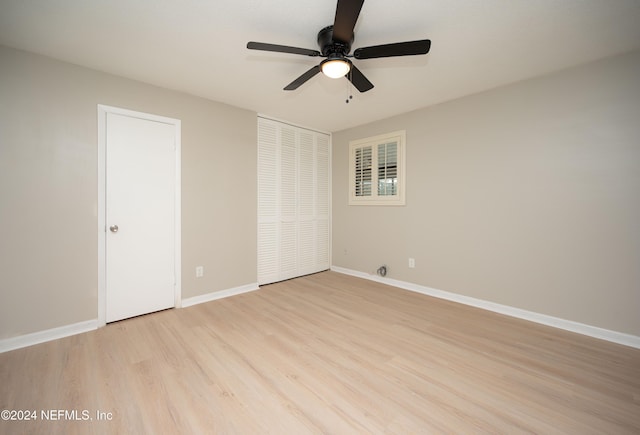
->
[0, 46, 257, 339]
[332, 50, 640, 336]
[3, 43, 639, 342]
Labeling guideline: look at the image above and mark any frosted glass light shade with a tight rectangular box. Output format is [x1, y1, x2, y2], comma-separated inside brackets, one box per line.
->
[321, 59, 351, 78]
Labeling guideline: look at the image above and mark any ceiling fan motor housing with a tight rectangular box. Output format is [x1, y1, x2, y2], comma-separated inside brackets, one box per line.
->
[318, 25, 353, 57]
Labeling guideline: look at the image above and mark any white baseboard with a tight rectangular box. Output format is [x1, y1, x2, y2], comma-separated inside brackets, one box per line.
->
[181, 282, 260, 308]
[331, 266, 640, 349]
[1, 282, 259, 353]
[0, 320, 98, 353]
[6, 274, 636, 353]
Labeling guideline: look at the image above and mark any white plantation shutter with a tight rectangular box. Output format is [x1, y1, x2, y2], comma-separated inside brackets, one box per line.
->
[354, 145, 372, 197]
[257, 117, 330, 285]
[377, 142, 398, 196]
[349, 131, 405, 205]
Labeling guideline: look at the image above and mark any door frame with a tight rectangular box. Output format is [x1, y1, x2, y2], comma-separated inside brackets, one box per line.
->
[97, 104, 182, 327]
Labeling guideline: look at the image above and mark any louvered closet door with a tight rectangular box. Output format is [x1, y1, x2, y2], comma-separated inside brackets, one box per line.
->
[297, 130, 315, 275]
[257, 120, 279, 284]
[258, 118, 330, 285]
[279, 126, 298, 279]
[315, 134, 330, 269]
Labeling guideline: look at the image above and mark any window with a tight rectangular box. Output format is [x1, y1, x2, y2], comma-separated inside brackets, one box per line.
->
[349, 130, 405, 205]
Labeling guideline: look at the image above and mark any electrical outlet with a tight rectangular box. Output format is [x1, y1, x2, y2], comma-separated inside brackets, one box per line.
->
[408, 258, 415, 268]
[195, 266, 204, 278]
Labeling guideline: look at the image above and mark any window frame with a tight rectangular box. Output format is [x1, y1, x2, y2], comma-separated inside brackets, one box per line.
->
[348, 130, 406, 206]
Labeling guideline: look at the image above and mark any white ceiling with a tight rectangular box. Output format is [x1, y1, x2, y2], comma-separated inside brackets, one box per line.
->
[1, 0, 640, 132]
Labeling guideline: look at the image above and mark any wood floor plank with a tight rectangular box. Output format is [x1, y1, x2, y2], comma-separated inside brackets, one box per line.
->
[1, 271, 639, 434]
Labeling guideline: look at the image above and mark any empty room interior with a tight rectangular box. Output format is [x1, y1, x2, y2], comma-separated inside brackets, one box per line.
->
[1, 0, 639, 433]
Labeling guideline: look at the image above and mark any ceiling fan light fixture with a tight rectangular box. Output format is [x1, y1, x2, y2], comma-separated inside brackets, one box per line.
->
[246, 0, 431, 92]
[321, 57, 351, 79]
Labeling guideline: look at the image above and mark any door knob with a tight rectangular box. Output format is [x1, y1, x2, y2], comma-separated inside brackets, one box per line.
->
[109, 225, 119, 233]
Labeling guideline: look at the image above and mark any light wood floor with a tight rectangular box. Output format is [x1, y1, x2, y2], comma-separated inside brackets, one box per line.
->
[1, 271, 639, 434]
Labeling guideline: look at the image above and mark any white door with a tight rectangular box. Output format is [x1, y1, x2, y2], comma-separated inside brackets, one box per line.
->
[104, 111, 177, 322]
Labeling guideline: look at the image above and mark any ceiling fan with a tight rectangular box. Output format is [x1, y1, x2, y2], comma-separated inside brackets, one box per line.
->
[247, 0, 431, 93]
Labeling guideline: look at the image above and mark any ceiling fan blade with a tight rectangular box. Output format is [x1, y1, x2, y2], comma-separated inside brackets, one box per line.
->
[347, 65, 374, 92]
[247, 42, 321, 57]
[354, 39, 431, 59]
[284, 65, 322, 90]
[332, 0, 365, 44]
